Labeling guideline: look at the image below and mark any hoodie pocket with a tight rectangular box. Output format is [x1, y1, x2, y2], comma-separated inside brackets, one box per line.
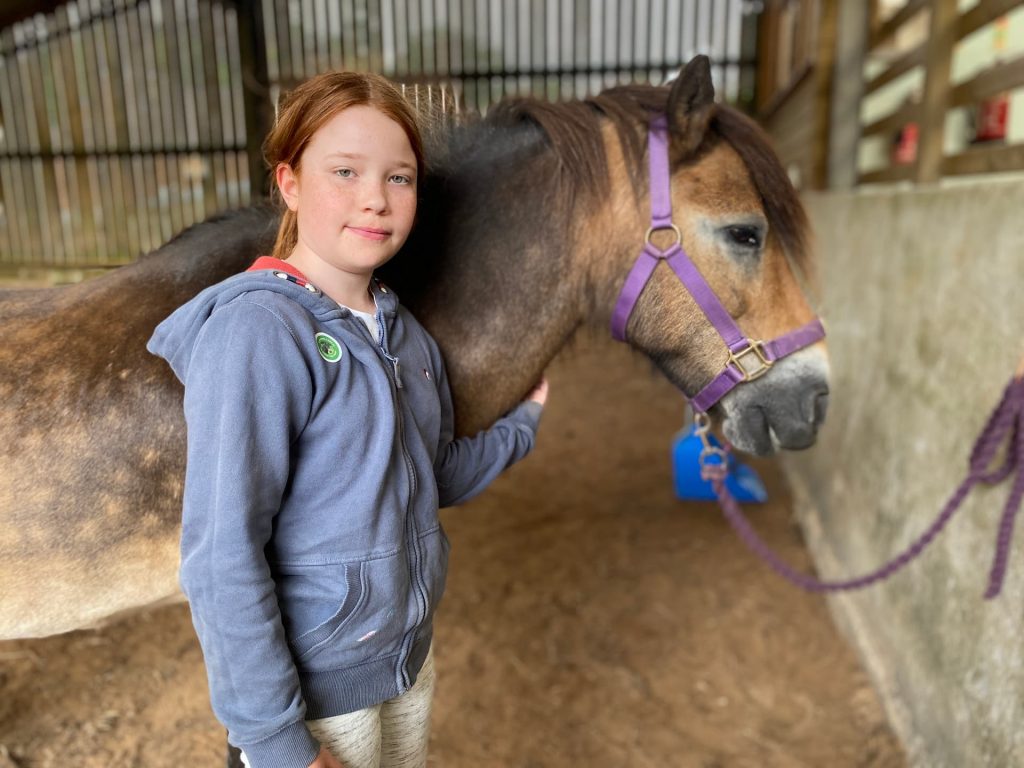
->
[282, 550, 411, 666]
[288, 562, 367, 661]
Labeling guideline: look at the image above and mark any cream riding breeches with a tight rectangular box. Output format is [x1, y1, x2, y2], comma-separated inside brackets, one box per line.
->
[241, 647, 435, 768]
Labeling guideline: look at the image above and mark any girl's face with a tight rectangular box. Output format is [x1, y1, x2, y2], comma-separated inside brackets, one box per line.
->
[277, 105, 418, 279]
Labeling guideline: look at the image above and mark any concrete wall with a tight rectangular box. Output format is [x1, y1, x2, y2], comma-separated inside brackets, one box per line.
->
[782, 179, 1024, 767]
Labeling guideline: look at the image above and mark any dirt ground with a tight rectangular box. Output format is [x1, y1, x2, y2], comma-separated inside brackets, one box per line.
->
[0, 334, 905, 768]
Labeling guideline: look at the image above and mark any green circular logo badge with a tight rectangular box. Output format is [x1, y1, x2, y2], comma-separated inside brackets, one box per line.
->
[315, 332, 342, 363]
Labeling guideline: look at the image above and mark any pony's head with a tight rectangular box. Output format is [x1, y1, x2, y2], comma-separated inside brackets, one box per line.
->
[551, 57, 830, 454]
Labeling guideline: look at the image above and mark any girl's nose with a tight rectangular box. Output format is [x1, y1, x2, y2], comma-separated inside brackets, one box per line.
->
[362, 181, 388, 213]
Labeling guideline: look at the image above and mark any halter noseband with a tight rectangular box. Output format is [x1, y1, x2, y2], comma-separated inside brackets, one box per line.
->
[610, 114, 826, 413]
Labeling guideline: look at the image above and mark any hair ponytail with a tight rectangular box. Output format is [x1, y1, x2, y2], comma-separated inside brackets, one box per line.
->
[270, 210, 299, 261]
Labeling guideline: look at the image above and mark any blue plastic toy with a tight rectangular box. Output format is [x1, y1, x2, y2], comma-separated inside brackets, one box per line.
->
[672, 423, 768, 503]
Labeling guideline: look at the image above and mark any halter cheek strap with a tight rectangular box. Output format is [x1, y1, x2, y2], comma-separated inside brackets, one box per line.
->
[610, 114, 826, 413]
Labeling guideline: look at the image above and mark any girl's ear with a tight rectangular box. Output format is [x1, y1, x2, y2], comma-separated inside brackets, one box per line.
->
[276, 163, 300, 211]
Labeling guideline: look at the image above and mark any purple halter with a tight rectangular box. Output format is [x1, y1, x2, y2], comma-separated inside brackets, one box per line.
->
[610, 114, 826, 413]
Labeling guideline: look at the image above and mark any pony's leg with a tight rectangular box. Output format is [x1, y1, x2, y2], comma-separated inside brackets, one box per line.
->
[226, 737, 244, 768]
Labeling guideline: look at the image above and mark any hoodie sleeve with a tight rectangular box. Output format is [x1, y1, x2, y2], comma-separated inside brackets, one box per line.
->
[429, 344, 543, 508]
[178, 300, 320, 768]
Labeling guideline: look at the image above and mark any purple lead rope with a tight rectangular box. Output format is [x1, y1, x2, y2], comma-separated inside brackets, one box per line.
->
[706, 373, 1024, 598]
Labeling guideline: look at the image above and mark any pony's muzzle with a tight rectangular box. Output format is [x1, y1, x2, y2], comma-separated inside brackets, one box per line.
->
[720, 354, 830, 455]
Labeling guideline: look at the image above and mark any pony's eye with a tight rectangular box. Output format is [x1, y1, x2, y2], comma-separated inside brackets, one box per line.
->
[726, 226, 761, 249]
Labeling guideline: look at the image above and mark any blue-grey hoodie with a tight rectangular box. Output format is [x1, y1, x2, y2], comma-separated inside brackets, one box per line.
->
[147, 259, 541, 767]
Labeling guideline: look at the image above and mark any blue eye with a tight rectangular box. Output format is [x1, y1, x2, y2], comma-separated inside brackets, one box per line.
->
[335, 168, 354, 178]
[389, 174, 413, 185]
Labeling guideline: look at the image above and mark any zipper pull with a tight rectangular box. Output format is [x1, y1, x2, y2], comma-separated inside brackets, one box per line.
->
[392, 358, 403, 388]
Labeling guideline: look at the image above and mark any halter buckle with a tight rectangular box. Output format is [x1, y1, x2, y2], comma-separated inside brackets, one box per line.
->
[729, 341, 773, 382]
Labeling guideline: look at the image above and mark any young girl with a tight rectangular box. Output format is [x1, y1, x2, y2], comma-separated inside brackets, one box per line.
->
[148, 72, 547, 768]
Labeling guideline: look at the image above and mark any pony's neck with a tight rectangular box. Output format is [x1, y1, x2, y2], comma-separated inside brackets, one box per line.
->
[387, 121, 586, 434]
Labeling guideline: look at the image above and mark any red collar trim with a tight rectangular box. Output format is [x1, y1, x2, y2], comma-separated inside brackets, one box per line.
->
[247, 256, 308, 282]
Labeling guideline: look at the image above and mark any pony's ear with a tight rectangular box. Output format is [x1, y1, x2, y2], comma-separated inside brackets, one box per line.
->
[667, 55, 716, 159]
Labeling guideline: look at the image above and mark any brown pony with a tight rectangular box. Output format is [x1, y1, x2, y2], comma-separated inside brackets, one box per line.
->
[0, 57, 828, 639]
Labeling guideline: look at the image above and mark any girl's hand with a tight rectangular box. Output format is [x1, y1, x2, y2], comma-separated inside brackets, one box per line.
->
[526, 377, 549, 406]
[307, 746, 344, 768]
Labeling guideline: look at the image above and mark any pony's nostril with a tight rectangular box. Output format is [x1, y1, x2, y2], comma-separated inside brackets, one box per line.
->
[813, 391, 829, 425]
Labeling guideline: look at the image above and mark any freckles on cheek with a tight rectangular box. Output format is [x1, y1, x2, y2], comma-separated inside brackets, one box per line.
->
[305, 193, 339, 225]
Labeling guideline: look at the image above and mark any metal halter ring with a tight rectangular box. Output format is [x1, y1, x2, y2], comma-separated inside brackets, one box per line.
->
[644, 223, 681, 248]
[728, 340, 773, 382]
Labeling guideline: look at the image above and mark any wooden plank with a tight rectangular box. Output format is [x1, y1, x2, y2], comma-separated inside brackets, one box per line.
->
[277, 0, 294, 82]
[72, 1, 107, 258]
[868, 0, 882, 33]
[138, 2, 163, 149]
[97, 10, 123, 149]
[758, 62, 813, 120]
[165, 153, 183, 236]
[0, 160, 15, 262]
[131, 3, 161, 252]
[203, 0, 224, 156]
[143, 153, 161, 249]
[225, 147, 239, 208]
[36, 19, 67, 264]
[234, 0, 272, 200]
[224, 6, 246, 150]
[161, 0, 189, 151]
[19, 21, 58, 264]
[810, 0, 838, 190]
[862, 100, 918, 138]
[211, 2, 233, 149]
[916, 0, 958, 183]
[301, 0, 315, 77]
[178, 154, 192, 231]
[753, 2, 774, 112]
[941, 142, 1024, 175]
[260, 0, 280, 83]
[956, 0, 1022, 42]
[175, 0, 199, 149]
[858, 163, 915, 184]
[123, 2, 149, 150]
[54, 6, 89, 261]
[151, 1, 184, 245]
[40, 14, 76, 264]
[13, 160, 34, 263]
[313, 0, 328, 70]
[869, 0, 928, 49]
[0, 40, 25, 264]
[191, 0, 214, 151]
[949, 54, 1024, 108]
[864, 41, 925, 95]
[236, 150, 250, 207]
[205, 151, 221, 217]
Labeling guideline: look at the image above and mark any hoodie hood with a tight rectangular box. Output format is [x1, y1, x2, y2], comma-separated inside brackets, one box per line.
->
[147, 258, 399, 383]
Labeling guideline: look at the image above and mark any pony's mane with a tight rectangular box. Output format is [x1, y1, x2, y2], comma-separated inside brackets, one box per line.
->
[486, 84, 811, 277]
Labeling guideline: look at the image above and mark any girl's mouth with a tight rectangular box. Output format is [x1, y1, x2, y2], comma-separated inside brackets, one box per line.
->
[348, 226, 389, 242]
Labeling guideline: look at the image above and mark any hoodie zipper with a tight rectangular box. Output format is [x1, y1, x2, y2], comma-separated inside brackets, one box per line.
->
[367, 307, 428, 691]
